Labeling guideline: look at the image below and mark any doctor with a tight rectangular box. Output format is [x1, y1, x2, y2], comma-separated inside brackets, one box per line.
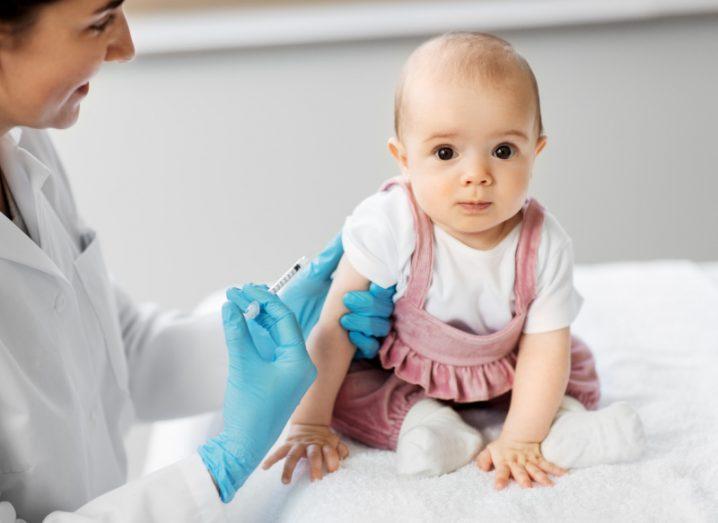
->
[0, 0, 395, 521]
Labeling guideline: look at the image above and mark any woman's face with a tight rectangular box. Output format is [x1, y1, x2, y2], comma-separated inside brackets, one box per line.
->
[0, 0, 134, 131]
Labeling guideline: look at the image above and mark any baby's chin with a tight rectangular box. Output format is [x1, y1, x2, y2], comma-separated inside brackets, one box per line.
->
[435, 217, 501, 240]
[445, 211, 527, 249]
[445, 211, 498, 230]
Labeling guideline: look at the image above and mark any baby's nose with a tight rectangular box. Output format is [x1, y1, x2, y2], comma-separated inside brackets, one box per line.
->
[461, 166, 492, 185]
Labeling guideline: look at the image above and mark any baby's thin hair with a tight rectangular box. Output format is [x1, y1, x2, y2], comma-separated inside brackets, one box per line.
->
[394, 32, 544, 139]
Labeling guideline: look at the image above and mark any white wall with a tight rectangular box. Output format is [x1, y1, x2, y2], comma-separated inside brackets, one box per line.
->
[51, 14, 718, 311]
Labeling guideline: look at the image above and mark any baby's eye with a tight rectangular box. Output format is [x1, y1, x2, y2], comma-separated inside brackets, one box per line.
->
[492, 144, 515, 160]
[435, 146, 456, 161]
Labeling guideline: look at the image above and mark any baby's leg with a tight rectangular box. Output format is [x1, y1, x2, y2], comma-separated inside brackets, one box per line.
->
[331, 361, 426, 450]
[540, 396, 645, 469]
[396, 399, 484, 476]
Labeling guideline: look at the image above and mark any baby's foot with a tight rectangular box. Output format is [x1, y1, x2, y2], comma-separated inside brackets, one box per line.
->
[396, 399, 483, 476]
[541, 401, 645, 469]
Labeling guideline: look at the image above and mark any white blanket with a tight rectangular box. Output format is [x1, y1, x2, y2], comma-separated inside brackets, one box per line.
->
[222, 262, 718, 522]
[146, 261, 718, 521]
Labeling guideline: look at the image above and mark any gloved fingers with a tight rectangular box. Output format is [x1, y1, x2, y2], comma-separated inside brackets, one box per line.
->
[246, 320, 278, 361]
[239, 285, 305, 350]
[369, 282, 397, 302]
[262, 443, 291, 470]
[347, 330, 380, 359]
[322, 444, 340, 473]
[239, 284, 292, 323]
[226, 285, 275, 361]
[221, 301, 259, 364]
[340, 313, 391, 338]
[225, 286, 254, 311]
[342, 289, 394, 318]
[307, 233, 343, 279]
[281, 445, 306, 484]
[307, 444, 324, 481]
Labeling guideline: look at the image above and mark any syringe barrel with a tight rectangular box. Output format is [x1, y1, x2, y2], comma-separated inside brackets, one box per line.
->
[242, 256, 308, 320]
[268, 256, 309, 295]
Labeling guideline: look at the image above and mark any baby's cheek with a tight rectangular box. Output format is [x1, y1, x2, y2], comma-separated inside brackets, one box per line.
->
[413, 182, 448, 222]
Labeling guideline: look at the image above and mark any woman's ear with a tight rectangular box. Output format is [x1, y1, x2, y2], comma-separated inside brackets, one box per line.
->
[387, 137, 409, 173]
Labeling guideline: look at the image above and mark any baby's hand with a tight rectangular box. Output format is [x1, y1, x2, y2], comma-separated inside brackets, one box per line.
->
[262, 423, 349, 484]
[476, 437, 566, 490]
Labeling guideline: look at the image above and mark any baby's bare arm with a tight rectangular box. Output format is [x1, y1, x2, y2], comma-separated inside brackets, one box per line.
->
[502, 327, 571, 441]
[263, 256, 372, 482]
[291, 255, 371, 425]
[477, 328, 571, 489]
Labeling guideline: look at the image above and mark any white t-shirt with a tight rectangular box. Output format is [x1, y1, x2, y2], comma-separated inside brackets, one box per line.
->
[342, 184, 583, 335]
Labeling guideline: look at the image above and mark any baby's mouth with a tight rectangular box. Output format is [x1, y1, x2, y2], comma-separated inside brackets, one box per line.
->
[457, 201, 492, 213]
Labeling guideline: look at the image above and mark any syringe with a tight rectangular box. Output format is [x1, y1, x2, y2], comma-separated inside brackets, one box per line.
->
[243, 256, 309, 320]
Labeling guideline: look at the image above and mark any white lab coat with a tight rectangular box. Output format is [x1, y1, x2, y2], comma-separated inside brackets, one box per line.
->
[0, 128, 230, 522]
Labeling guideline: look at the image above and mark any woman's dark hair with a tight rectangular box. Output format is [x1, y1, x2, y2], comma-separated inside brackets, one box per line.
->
[0, 0, 63, 37]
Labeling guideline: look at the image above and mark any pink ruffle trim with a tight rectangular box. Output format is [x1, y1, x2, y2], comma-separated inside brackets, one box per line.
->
[379, 335, 518, 403]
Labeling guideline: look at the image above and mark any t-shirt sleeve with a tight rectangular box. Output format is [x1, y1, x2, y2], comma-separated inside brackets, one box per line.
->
[523, 233, 583, 334]
[341, 186, 415, 288]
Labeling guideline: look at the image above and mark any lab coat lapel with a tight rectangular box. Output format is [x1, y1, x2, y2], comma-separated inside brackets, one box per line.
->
[0, 218, 67, 282]
[0, 136, 68, 283]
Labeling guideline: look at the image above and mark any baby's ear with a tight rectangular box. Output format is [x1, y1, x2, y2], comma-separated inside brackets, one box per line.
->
[534, 135, 548, 156]
[387, 137, 409, 172]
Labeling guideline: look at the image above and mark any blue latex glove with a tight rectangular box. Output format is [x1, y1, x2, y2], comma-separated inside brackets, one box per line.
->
[247, 233, 396, 360]
[198, 284, 317, 503]
[341, 283, 395, 359]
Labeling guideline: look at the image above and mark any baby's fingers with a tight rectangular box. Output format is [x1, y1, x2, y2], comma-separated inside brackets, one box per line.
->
[476, 448, 493, 472]
[281, 445, 306, 484]
[494, 463, 511, 490]
[307, 444, 324, 481]
[322, 445, 340, 473]
[509, 462, 533, 489]
[538, 458, 567, 477]
[526, 462, 554, 487]
[262, 444, 291, 470]
[338, 441, 350, 460]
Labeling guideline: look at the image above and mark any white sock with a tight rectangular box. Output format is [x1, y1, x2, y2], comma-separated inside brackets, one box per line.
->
[396, 399, 483, 476]
[541, 396, 646, 469]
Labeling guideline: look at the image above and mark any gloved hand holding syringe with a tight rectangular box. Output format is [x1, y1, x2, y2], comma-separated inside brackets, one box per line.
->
[243, 256, 309, 320]
[200, 235, 397, 504]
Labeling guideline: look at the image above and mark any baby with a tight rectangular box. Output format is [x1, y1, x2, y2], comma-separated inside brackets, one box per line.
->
[264, 32, 645, 489]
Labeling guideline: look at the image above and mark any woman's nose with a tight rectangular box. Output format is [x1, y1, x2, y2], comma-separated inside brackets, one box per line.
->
[106, 12, 136, 63]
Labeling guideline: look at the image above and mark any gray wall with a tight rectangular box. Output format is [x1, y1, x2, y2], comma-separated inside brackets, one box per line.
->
[51, 14, 718, 310]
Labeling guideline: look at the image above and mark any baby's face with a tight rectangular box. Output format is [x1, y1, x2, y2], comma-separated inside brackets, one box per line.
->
[391, 73, 546, 249]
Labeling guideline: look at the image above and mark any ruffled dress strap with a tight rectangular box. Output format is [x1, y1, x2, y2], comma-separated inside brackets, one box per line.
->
[379, 176, 434, 309]
[513, 198, 545, 314]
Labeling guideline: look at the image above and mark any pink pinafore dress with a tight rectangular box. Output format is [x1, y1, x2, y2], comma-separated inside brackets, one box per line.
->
[331, 177, 600, 450]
